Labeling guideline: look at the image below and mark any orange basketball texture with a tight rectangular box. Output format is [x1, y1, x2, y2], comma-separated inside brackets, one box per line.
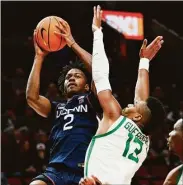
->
[36, 16, 66, 52]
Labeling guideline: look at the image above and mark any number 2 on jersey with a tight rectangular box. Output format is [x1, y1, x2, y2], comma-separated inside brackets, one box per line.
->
[63, 114, 74, 131]
[122, 133, 143, 163]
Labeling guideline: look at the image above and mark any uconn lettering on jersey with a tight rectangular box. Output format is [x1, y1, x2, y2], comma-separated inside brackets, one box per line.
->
[56, 104, 88, 118]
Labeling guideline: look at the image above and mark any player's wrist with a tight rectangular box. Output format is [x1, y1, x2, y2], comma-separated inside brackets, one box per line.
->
[66, 35, 76, 48]
[139, 58, 150, 71]
[92, 24, 102, 32]
[93, 27, 103, 41]
[34, 54, 45, 62]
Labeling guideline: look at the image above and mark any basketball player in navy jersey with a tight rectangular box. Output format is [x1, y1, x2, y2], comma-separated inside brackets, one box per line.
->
[27, 20, 100, 185]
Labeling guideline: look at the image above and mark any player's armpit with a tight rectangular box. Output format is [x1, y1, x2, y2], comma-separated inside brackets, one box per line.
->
[97, 90, 121, 121]
[86, 91, 103, 116]
[27, 95, 51, 118]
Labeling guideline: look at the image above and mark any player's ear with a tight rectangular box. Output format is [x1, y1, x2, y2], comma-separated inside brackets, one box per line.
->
[132, 113, 142, 122]
[85, 84, 89, 91]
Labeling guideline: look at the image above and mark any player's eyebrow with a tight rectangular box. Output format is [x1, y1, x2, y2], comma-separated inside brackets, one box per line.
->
[66, 72, 83, 78]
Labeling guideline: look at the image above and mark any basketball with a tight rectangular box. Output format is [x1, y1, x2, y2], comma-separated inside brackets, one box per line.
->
[35, 16, 66, 52]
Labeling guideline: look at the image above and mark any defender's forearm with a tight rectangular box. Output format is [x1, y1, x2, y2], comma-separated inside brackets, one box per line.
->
[134, 58, 150, 103]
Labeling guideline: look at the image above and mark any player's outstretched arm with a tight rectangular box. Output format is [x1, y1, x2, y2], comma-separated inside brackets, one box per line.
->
[134, 36, 164, 103]
[54, 19, 92, 74]
[92, 5, 121, 121]
[26, 30, 51, 118]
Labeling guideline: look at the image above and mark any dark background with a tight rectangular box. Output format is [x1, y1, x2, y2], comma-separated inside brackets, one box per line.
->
[1, 1, 183, 185]
[2, 1, 183, 93]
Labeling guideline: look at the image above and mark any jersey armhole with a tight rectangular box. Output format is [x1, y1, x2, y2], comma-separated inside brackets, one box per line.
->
[176, 165, 183, 184]
[47, 100, 61, 121]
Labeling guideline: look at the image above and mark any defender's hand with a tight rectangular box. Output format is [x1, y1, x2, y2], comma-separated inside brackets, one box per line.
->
[92, 5, 103, 32]
[54, 19, 75, 47]
[33, 30, 49, 58]
[79, 176, 102, 185]
[139, 36, 164, 61]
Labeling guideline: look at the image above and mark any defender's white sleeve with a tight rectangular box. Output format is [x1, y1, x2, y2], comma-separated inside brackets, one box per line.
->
[92, 29, 111, 94]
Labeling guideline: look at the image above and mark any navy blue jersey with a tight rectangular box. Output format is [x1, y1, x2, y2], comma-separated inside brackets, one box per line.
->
[47, 92, 100, 172]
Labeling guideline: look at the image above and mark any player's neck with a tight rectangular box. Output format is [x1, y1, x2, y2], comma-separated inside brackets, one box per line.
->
[136, 122, 144, 130]
[66, 92, 86, 102]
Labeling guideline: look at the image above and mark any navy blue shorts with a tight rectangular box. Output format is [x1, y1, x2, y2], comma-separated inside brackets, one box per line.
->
[31, 165, 83, 185]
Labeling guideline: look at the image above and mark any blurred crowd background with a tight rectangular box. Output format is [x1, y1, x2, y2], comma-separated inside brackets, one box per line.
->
[1, 1, 183, 185]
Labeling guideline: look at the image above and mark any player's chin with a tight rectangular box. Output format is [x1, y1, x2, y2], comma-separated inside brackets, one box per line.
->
[67, 87, 80, 95]
[122, 108, 128, 116]
[168, 144, 174, 152]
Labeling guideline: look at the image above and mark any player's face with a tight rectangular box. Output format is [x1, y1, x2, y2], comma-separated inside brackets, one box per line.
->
[64, 68, 89, 97]
[167, 119, 183, 156]
[122, 101, 147, 122]
[122, 103, 143, 122]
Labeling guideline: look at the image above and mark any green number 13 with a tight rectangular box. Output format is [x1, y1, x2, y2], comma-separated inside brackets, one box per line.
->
[122, 133, 143, 163]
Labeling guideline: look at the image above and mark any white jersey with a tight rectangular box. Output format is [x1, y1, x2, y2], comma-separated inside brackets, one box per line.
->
[177, 166, 183, 185]
[84, 116, 150, 185]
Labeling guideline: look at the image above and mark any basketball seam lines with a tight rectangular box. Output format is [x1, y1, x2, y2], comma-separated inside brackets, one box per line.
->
[48, 17, 51, 51]
[54, 17, 63, 50]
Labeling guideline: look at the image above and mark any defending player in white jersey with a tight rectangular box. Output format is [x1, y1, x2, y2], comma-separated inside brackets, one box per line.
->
[163, 118, 183, 185]
[79, 5, 166, 185]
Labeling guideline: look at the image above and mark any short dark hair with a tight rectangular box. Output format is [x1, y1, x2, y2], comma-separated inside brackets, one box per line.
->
[143, 96, 166, 135]
[57, 61, 91, 96]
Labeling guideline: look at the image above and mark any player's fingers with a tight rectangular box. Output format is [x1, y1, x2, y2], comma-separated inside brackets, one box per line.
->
[33, 30, 38, 46]
[79, 178, 85, 185]
[160, 40, 164, 45]
[93, 6, 96, 18]
[55, 25, 62, 32]
[54, 31, 63, 37]
[55, 25, 65, 34]
[141, 39, 147, 49]
[59, 20, 67, 30]
[97, 5, 101, 18]
[63, 21, 70, 31]
[33, 30, 36, 42]
[100, 10, 103, 20]
[154, 40, 164, 50]
[152, 36, 163, 46]
[91, 175, 102, 184]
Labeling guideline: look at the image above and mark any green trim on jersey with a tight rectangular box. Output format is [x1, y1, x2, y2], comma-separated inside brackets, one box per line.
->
[176, 165, 183, 185]
[84, 139, 95, 177]
[93, 116, 126, 139]
[84, 116, 126, 176]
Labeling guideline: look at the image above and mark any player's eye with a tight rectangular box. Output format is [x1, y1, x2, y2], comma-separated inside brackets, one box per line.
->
[66, 75, 72, 80]
[75, 74, 81, 78]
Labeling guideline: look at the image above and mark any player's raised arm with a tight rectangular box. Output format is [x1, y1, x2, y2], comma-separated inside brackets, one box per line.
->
[54, 20, 92, 74]
[134, 36, 164, 103]
[54, 19, 99, 94]
[26, 30, 51, 118]
[92, 5, 121, 121]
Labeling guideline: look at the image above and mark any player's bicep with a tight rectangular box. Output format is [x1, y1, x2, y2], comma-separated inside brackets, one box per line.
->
[163, 168, 178, 185]
[27, 95, 51, 118]
[97, 90, 121, 120]
[163, 175, 174, 185]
